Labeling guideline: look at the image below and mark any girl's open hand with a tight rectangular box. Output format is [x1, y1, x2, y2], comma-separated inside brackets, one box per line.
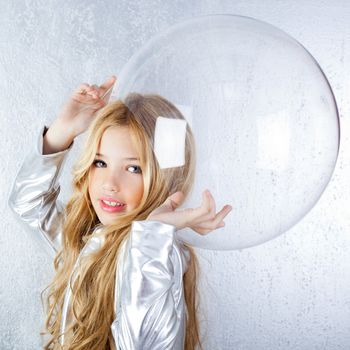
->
[146, 190, 232, 235]
[57, 75, 116, 138]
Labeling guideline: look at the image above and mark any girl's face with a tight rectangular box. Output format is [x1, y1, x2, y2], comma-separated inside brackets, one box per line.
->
[88, 126, 144, 225]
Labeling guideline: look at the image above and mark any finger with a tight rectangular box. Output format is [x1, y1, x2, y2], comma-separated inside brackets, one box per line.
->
[79, 84, 98, 92]
[173, 191, 185, 206]
[100, 75, 117, 90]
[100, 76, 117, 100]
[207, 190, 216, 217]
[75, 83, 99, 99]
[177, 190, 211, 225]
[83, 90, 101, 101]
[191, 220, 224, 235]
[76, 77, 116, 101]
[189, 190, 217, 224]
[216, 204, 232, 221]
[80, 84, 106, 102]
[166, 191, 185, 210]
[76, 83, 90, 95]
[209, 204, 232, 228]
[73, 86, 98, 105]
[90, 84, 99, 93]
[73, 93, 105, 108]
[191, 204, 232, 233]
[84, 84, 100, 99]
[197, 190, 212, 215]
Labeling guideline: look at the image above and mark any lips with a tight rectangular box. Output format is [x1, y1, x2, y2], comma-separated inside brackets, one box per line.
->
[99, 197, 126, 213]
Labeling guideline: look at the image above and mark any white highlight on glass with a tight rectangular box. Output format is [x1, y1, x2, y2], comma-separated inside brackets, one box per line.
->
[154, 116, 187, 169]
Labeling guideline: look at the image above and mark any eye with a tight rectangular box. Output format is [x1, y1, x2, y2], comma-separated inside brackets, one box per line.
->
[127, 165, 142, 174]
[93, 159, 106, 168]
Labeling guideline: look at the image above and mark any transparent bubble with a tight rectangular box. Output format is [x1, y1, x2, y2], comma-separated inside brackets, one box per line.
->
[111, 14, 339, 250]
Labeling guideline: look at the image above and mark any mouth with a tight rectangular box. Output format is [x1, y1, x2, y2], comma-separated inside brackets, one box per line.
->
[99, 199, 126, 213]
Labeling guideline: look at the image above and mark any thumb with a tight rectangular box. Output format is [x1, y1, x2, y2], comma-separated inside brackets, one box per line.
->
[101, 76, 117, 101]
[166, 191, 185, 210]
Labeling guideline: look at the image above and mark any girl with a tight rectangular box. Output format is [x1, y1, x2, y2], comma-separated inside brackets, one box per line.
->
[8, 76, 232, 350]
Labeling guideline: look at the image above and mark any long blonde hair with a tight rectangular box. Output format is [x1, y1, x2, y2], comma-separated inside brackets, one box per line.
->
[41, 93, 201, 349]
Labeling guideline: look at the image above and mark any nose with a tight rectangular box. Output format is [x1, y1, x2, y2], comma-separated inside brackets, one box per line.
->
[102, 171, 120, 193]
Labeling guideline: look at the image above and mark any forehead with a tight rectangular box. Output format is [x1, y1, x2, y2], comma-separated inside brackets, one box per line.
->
[98, 126, 139, 158]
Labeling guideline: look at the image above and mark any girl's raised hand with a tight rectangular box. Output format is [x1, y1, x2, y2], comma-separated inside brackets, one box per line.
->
[43, 76, 116, 154]
[57, 75, 117, 138]
[146, 190, 232, 235]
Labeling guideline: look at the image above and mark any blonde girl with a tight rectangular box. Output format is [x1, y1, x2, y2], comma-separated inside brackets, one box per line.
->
[9, 76, 232, 349]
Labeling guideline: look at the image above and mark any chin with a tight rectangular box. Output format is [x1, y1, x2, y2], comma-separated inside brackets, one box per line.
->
[97, 213, 124, 226]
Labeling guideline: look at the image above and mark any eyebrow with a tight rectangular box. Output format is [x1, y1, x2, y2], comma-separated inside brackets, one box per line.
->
[95, 153, 140, 161]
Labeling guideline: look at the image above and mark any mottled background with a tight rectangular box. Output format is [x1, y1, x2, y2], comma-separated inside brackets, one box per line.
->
[1, 1, 350, 349]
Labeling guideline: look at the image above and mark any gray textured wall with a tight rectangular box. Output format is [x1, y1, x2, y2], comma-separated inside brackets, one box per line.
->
[1, 1, 350, 349]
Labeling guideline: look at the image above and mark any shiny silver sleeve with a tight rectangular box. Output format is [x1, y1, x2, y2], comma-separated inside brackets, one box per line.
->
[112, 220, 190, 350]
[8, 126, 73, 253]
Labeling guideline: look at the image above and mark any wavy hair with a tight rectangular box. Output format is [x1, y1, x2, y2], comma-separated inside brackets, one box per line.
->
[40, 93, 201, 349]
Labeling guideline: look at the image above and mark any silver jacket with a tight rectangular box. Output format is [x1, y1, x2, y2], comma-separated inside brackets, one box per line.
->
[8, 126, 190, 349]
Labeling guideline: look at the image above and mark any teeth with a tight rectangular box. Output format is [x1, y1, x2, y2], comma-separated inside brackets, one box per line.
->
[102, 200, 124, 207]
